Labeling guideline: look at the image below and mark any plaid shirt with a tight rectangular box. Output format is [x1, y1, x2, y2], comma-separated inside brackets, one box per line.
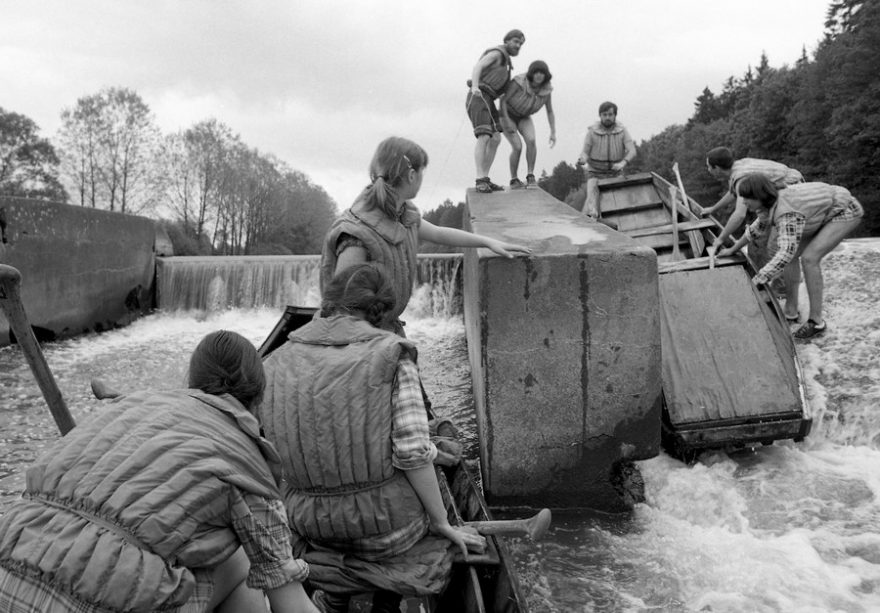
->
[746, 212, 804, 285]
[391, 357, 437, 470]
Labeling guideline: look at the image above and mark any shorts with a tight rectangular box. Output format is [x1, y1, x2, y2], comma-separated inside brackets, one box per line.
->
[829, 196, 864, 223]
[586, 168, 622, 181]
[466, 91, 500, 138]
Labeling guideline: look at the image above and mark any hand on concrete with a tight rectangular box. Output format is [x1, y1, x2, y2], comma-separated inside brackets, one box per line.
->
[488, 239, 532, 258]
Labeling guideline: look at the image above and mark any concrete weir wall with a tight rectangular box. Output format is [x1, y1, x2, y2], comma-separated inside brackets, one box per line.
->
[463, 187, 662, 510]
[0, 198, 157, 346]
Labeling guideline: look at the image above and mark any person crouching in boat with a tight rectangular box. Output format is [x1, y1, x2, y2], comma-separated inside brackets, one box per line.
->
[717, 174, 863, 340]
[499, 60, 556, 189]
[321, 136, 531, 338]
[259, 263, 486, 613]
[0, 330, 318, 613]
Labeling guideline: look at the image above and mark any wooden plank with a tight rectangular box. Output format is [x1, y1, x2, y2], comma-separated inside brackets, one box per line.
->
[658, 266, 802, 426]
[624, 218, 719, 238]
[658, 254, 744, 273]
[598, 183, 662, 214]
[612, 206, 669, 232]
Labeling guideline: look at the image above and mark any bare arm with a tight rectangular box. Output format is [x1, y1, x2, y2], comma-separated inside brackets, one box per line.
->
[612, 128, 636, 172]
[470, 50, 501, 96]
[334, 244, 369, 275]
[545, 96, 556, 147]
[712, 198, 748, 248]
[404, 464, 486, 557]
[418, 219, 531, 257]
[702, 191, 735, 217]
[267, 581, 320, 613]
[577, 128, 592, 166]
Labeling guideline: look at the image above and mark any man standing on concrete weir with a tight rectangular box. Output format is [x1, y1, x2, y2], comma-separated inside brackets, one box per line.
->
[576, 101, 636, 219]
[466, 29, 525, 194]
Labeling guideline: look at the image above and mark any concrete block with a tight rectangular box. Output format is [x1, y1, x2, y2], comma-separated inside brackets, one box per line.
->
[0, 198, 157, 345]
[463, 187, 661, 509]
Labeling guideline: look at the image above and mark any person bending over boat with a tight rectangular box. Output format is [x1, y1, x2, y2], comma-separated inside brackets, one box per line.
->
[702, 147, 805, 274]
[716, 174, 862, 340]
[500, 59, 556, 189]
[321, 136, 531, 338]
[576, 101, 637, 220]
[0, 330, 317, 613]
[259, 263, 487, 613]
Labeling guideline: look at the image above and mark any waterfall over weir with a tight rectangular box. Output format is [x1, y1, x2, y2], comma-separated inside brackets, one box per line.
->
[155, 254, 464, 315]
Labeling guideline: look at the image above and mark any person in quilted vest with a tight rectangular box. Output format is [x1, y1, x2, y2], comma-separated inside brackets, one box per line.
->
[500, 60, 556, 189]
[0, 330, 318, 613]
[321, 136, 531, 337]
[260, 263, 486, 613]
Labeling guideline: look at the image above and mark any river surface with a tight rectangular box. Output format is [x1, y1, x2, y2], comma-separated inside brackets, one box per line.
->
[2, 241, 879, 612]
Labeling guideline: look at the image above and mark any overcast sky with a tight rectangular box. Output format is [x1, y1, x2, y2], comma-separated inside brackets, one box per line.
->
[1, 1, 831, 214]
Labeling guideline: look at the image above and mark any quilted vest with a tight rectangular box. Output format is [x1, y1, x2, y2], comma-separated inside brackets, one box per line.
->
[320, 197, 420, 329]
[729, 158, 804, 195]
[585, 121, 630, 170]
[260, 315, 429, 558]
[0, 390, 284, 612]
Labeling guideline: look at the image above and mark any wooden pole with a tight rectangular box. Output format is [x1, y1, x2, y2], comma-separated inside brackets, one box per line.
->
[465, 508, 552, 540]
[0, 264, 76, 435]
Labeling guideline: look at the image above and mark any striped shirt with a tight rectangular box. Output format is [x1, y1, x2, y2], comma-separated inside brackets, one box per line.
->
[729, 158, 803, 195]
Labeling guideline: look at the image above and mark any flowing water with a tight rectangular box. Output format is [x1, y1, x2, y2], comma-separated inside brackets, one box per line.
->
[2, 243, 879, 612]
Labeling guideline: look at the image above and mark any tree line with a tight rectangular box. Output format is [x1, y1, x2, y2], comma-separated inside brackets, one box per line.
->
[537, 0, 879, 236]
[1, 90, 336, 255]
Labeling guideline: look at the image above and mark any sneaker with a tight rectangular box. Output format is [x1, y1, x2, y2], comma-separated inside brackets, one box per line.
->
[793, 319, 826, 339]
[475, 178, 493, 194]
[509, 177, 525, 189]
[526, 173, 537, 188]
[486, 178, 504, 191]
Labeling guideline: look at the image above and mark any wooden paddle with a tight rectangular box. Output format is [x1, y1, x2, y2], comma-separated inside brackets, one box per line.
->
[0, 264, 76, 435]
[668, 186, 683, 260]
[465, 507, 552, 540]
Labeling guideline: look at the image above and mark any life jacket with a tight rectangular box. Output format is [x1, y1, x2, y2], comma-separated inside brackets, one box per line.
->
[769, 182, 855, 238]
[320, 197, 421, 330]
[261, 315, 429, 559]
[503, 73, 552, 117]
[729, 158, 804, 195]
[585, 121, 631, 171]
[0, 390, 284, 611]
[467, 45, 512, 99]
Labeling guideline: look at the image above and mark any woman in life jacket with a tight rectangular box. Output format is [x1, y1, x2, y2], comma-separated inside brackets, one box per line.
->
[500, 60, 556, 189]
[320, 136, 532, 338]
[259, 263, 487, 613]
[0, 330, 317, 613]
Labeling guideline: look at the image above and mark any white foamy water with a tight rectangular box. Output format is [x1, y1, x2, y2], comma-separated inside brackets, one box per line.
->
[1, 240, 879, 612]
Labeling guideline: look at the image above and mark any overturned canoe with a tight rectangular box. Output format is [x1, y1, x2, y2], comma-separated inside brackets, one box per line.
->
[595, 172, 812, 460]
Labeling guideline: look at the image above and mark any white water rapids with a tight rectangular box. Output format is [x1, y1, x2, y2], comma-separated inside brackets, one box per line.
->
[1, 241, 879, 612]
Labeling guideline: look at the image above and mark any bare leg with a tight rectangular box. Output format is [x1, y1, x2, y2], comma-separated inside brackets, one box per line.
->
[518, 117, 537, 176]
[504, 129, 523, 179]
[474, 135, 492, 179]
[798, 219, 861, 324]
[208, 548, 268, 613]
[484, 132, 501, 178]
[782, 258, 801, 319]
[584, 177, 600, 218]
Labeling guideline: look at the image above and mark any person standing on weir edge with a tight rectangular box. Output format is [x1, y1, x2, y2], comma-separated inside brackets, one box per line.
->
[466, 29, 525, 194]
[500, 59, 556, 190]
[576, 101, 636, 219]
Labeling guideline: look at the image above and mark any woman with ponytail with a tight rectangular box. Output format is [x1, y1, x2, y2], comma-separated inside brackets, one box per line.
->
[320, 136, 531, 336]
[260, 263, 486, 613]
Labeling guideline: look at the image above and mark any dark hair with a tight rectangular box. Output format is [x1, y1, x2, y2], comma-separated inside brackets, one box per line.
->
[706, 147, 734, 170]
[736, 174, 778, 208]
[503, 29, 525, 42]
[188, 330, 265, 410]
[321, 263, 396, 329]
[598, 101, 618, 115]
[527, 60, 552, 84]
[362, 137, 429, 219]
